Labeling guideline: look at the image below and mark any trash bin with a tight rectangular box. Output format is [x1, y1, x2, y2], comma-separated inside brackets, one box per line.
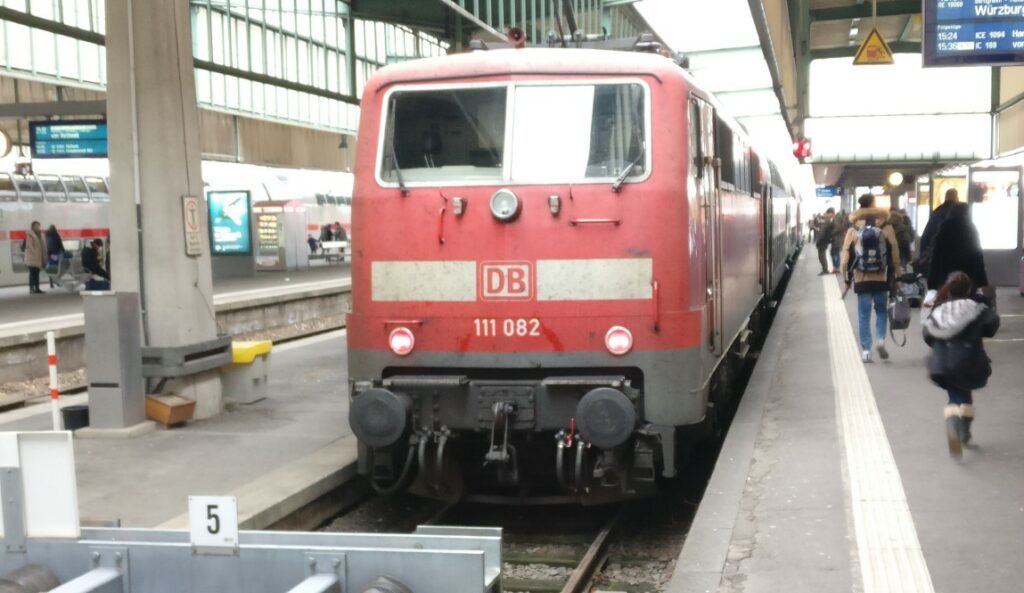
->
[61, 405, 90, 431]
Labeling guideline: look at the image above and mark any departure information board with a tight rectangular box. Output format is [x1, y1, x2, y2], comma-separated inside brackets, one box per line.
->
[923, 0, 1024, 67]
[29, 120, 108, 158]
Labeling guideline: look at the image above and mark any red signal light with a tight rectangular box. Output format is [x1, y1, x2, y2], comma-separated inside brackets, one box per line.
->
[793, 138, 812, 163]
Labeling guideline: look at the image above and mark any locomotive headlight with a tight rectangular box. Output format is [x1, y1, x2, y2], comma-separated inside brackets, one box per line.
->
[604, 326, 633, 356]
[388, 327, 415, 356]
[489, 188, 521, 222]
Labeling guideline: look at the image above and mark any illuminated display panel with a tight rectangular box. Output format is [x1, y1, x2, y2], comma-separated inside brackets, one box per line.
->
[968, 167, 1022, 249]
[923, 0, 1024, 67]
[208, 190, 252, 255]
[29, 120, 108, 159]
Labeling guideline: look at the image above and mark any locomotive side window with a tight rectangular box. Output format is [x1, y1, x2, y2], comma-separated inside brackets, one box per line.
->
[749, 152, 761, 197]
[381, 87, 507, 184]
[510, 83, 646, 183]
[713, 117, 736, 188]
[688, 100, 702, 177]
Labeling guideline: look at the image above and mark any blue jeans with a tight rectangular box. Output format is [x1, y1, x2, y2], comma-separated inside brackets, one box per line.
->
[830, 247, 840, 269]
[947, 388, 973, 406]
[857, 291, 887, 351]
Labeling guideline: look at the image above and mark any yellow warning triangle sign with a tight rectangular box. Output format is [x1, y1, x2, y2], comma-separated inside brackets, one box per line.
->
[854, 28, 895, 65]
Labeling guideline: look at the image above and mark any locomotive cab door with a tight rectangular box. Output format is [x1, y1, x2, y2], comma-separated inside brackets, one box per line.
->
[692, 98, 723, 356]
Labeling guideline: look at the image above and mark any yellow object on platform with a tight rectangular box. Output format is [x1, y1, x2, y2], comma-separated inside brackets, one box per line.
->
[232, 340, 273, 364]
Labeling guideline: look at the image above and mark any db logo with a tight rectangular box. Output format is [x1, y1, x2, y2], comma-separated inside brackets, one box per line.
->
[480, 262, 532, 300]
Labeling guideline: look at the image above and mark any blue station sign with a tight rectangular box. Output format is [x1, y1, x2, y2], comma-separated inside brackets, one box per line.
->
[29, 120, 108, 158]
[816, 185, 843, 198]
[924, 0, 1024, 67]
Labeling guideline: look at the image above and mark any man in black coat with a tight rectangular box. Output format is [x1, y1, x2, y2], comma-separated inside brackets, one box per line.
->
[82, 239, 110, 280]
[815, 208, 836, 275]
[917, 189, 987, 290]
[917, 188, 988, 290]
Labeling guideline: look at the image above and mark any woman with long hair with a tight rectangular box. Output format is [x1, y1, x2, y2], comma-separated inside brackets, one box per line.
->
[922, 271, 1000, 457]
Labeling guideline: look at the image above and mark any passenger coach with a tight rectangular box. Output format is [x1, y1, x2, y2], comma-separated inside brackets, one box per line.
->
[347, 44, 801, 503]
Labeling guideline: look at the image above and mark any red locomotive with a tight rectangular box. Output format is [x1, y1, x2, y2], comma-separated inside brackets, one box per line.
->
[347, 39, 802, 504]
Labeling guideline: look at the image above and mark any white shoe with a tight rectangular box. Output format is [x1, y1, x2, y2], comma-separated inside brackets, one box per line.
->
[876, 340, 889, 360]
[861, 350, 873, 363]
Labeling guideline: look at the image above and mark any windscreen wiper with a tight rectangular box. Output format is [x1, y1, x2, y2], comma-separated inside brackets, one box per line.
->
[611, 150, 645, 193]
[389, 137, 408, 196]
[387, 98, 409, 196]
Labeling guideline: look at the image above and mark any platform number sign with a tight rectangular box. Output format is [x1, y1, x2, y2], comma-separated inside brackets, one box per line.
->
[188, 495, 239, 554]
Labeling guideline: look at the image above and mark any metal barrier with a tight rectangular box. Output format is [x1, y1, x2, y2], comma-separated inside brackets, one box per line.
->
[0, 434, 502, 593]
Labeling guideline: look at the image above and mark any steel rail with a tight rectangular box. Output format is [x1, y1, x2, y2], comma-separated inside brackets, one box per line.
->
[559, 508, 622, 593]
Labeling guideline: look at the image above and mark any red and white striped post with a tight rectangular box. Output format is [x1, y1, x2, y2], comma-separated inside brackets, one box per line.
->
[46, 331, 62, 431]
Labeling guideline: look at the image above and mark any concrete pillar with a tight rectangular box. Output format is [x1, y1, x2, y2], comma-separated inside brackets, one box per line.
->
[105, 0, 222, 418]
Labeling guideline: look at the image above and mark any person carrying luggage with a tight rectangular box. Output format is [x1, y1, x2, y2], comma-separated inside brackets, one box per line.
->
[840, 195, 902, 363]
[922, 271, 999, 458]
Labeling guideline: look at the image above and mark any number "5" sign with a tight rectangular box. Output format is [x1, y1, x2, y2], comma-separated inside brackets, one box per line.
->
[188, 495, 239, 554]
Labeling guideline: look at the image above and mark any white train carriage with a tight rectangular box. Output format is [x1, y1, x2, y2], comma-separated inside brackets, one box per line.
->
[0, 173, 110, 289]
[0, 163, 352, 288]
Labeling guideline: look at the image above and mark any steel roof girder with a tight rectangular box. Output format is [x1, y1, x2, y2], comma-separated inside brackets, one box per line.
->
[809, 0, 920, 23]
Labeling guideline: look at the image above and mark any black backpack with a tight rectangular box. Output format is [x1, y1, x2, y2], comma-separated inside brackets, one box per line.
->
[854, 218, 887, 273]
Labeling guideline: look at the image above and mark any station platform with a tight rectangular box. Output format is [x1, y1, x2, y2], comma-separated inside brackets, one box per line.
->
[670, 254, 1024, 593]
[0, 330, 355, 529]
[0, 264, 350, 334]
[0, 264, 352, 391]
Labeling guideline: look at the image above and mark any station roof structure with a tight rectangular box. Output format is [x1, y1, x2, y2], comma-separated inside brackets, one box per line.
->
[2, 0, 1022, 189]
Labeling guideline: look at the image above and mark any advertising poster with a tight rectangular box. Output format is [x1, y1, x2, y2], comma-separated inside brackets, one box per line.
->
[969, 168, 1022, 250]
[208, 191, 252, 255]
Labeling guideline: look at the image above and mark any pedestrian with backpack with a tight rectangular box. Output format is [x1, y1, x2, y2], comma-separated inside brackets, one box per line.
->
[840, 194, 902, 363]
[922, 271, 999, 457]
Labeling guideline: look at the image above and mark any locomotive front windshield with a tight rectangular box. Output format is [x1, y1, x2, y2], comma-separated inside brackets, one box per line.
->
[380, 82, 647, 186]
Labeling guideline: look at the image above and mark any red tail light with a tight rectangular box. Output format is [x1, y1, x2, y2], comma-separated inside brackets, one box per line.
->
[604, 326, 633, 356]
[388, 327, 415, 356]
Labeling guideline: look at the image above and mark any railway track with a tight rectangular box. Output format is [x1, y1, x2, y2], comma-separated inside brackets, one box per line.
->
[423, 503, 623, 593]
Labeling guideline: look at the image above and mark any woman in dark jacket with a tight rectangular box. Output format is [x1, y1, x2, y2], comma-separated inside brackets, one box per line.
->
[45, 225, 65, 288]
[922, 271, 999, 457]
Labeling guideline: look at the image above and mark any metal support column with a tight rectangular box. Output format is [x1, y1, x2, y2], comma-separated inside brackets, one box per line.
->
[105, 0, 223, 418]
[991, 67, 1001, 159]
[345, 13, 357, 98]
[795, 0, 811, 137]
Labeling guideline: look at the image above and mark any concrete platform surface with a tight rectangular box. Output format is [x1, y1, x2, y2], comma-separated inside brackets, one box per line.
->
[0, 329, 354, 528]
[0, 264, 350, 337]
[670, 253, 1024, 593]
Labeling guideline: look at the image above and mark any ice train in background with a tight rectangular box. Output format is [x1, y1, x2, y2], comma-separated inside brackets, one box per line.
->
[0, 161, 353, 288]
